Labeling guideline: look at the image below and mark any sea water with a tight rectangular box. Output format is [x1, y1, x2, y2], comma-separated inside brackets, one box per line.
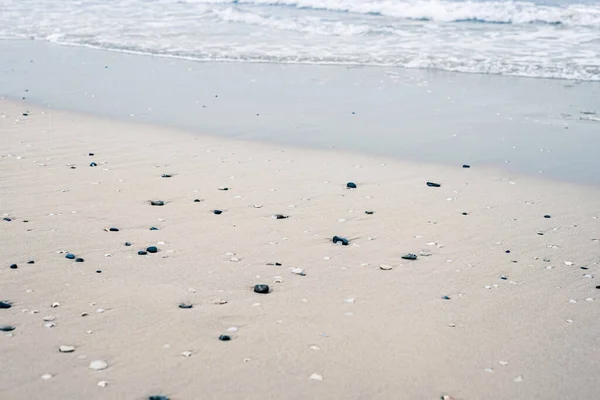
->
[1, 0, 599, 81]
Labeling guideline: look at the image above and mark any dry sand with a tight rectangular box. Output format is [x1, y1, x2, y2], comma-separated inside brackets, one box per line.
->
[1, 98, 599, 400]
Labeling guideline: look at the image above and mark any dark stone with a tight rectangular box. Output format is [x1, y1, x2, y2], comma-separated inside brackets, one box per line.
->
[193, 199, 201, 203]
[0, 325, 16, 332]
[88, 153, 94, 156]
[273, 214, 289, 219]
[332, 236, 349, 246]
[401, 253, 418, 260]
[500, 275, 508, 280]
[150, 200, 165, 206]
[537, 232, 544, 235]
[149, 227, 159, 231]
[462, 164, 471, 168]
[109, 227, 119, 232]
[125, 242, 132, 246]
[27, 260, 34, 264]
[75, 258, 84, 263]
[178, 303, 193, 309]
[365, 211, 374, 215]
[146, 246, 158, 253]
[213, 210, 223, 215]
[90, 162, 97, 167]
[544, 214, 551, 218]
[148, 396, 170, 400]
[3, 217, 12, 222]
[254, 284, 270, 294]
[346, 182, 357, 189]
[442, 296, 451, 300]
[65, 253, 75, 259]
[0, 301, 12, 309]
[70, 166, 76, 169]
[218, 187, 229, 191]
[96, 270, 102, 273]
[219, 335, 231, 341]
[596, 285, 600, 289]
[138, 250, 148, 255]
[581, 266, 589, 270]
[161, 174, 172, 178]
[22, 113, 28, 116]
[23, 220, 29, 223]
[9, 264, 17, 269]
[505, 250, 511, 254]
[267, 262, 282, 266]
[426, 182, 441, 187]
[462, 212, 469, 216]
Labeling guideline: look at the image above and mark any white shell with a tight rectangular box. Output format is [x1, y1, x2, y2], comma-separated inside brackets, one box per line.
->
[344, 298, 355, 304]
[59, 345, 75, 353]
[513, 375, 524, 383]
[51, 302, 60, 308]
[43, 316, 55, 321]
[41, 374, 53, 381]
[44, 322, 55, 328]
[89, 360, 108, 371]
[309, 373, 323, 381]
[182, 351, 193, 358]
[212, 299, 228, 305]
[379, 264, 393, 270]
[291, 268, 305, 275]
[97, 381, 108, 388]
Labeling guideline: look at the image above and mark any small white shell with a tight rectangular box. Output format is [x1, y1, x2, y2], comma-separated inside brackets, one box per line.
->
[379, 264, 393, 271]
[309, 373, 323, 381]
[59, 345, 75, 353]
[41, 374, 53, 381]
[51, 302, 60, 308]
[181, 351, 193, 358]
[89, 360, 108, 371]
[97, 381, 108, 388]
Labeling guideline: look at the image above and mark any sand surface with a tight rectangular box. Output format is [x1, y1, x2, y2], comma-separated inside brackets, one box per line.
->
[1, 99, 599, 400]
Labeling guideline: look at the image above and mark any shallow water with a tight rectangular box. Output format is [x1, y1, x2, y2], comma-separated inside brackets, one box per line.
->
[1, 40, 599, 185]
[1, 0, 600, 80]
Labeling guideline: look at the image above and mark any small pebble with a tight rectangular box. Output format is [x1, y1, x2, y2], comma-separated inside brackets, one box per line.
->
[89, 360, 108, 371]
[108, 227, 119, 232]
[193, 199, 201, 203]
[125, 242, 132, 246]
[462, 164, 471, 168]
[51, 302, 60, 308]
[442, 296, 451, 300]
[181, 351, 193, 358]
[401, 253, 417, 260]
[97, 381, 108, 388]
[380, 264, 393, 270]
[513, 375, 524, 383]
[213, 210, 223, 215]
[0, 301, 12, 309]
[90, 162, 97, 167]
[148, 396, 170, 400]
[149, 227, 159, 231]
[309, 373, 323, 381]
[75, 258, 84, 263]
[41, 374, 53, 381]
[365, 210, 374, 215]
[150, 200, 165, 206]
[59, 345, 75, 353]
[27, 260, 35, 264]
[146, 246, 158, 253]
[9, 264, 18, 269]
[218, 187, 229, 191]
[544, 215, 551, 218]
[272, 214, 289, 219]
[346, 182, 357, 189]
[219, 335, 231, 341]
[426, 182, 441, 187]
[332, 236, 349, 246]
[0, 325, 15, 332]
[178, 303, 193, 309]
[161, 174, 172, 178]
[138, 250, 148, 255]
[254, 284, 270, 294]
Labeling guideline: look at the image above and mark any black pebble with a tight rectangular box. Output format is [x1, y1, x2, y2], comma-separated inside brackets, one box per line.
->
[365, 211, 374, 215]
[218, 187, 229, 191]
[213, 210, 223, 215]
[426, 182, 441, 188]
[273, 214, 289, 219]
[402, 253, 418, 260]
[332, 236, 349, 246]
[23, 220, 29, 223]
[88, 153, 94, 156]
[96, 270, 102, 273]
[125, 242, 132, 246]
[505, 250, 511, 254]
[178, 303, 193, 309]
[462, 164, 471, 168]
[146, 246, 158, 253]
[219, 335, 231, 341]
[193, 199, 201, 203]
[27, 260, 34, 264]
[109, 227, 119, 232]
[22, 113, 28, 116]
[9, 264, 17, 269]
[161, 174, 172, 178]
[462, 212, 469, 216]
[75, 258, 84, 263]
[544, 214, 551, 218]
[0, 325, 16, 332]
[150, 200, 165, 206]
[3, 217, 12, 222]
[70, 166, 76, 169]
[138, 250, 148, 255]
[581, 266, 588, 270]
[596, 285, 600, 289]
[149, 227, 159, 231]
[346, 182, 357, 189]
[149, 396, 170, 400]
[0, 301, 12, 309]
[90, 162, 97, 167]
[442, 296, 451, 300]
[66, 253, 75, 259]
[254, 284, 270, 294]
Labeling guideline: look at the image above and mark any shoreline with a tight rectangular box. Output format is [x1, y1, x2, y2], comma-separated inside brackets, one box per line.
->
[1, 98, 600, 400]
[2, 39, 600, 186]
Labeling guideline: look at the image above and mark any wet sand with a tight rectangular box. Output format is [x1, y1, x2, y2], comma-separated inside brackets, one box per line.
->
[1, 99, 599, 400]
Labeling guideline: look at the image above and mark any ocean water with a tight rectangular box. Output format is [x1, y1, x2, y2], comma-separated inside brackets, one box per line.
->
[1, 0, 599, 80]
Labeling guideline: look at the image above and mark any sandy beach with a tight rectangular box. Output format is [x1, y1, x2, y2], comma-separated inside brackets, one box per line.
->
[1, 97, 599, 400]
